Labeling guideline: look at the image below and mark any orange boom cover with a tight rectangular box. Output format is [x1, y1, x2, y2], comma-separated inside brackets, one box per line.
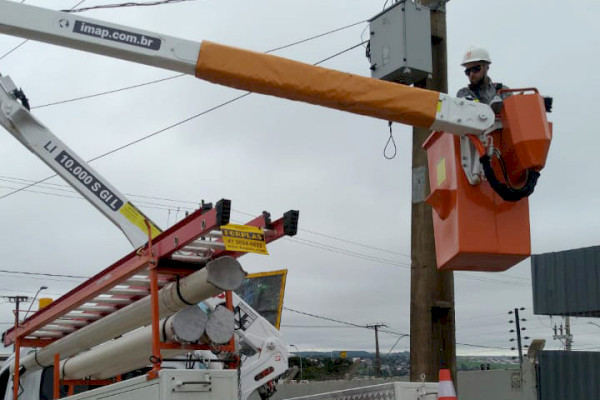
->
[195, 41, 439, 128]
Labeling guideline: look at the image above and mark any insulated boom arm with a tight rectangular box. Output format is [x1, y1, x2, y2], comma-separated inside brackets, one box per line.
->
[0, 0, 494, 136]
[0, 75, 160, 248]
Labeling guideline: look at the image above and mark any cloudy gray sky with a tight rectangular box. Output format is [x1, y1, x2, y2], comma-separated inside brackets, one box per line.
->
[0, 0, 598, 358]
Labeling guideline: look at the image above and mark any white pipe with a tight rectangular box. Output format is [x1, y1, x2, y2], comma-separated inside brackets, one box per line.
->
[62, 306, 209, 380]
[204, 306, 235, 344]
[18, 256, 245, 372]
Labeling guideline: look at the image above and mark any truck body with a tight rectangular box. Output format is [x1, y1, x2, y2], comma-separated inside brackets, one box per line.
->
[0, 361, 239, 400]
[278, 381, 439, 400]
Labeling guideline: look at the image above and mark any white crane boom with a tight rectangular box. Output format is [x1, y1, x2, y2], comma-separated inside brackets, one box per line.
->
[0, 75, 160, 247]
[0, 0, 495, 136]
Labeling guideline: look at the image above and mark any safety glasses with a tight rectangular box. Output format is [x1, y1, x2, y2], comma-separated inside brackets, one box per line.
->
[464, 65, 482, 75]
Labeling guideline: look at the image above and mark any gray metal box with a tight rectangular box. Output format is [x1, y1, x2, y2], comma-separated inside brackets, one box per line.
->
[457, 365, 537, 400]
[368, 1, 432, 84]
[537, 351, 600, 400]
[531, 246, 600, 317]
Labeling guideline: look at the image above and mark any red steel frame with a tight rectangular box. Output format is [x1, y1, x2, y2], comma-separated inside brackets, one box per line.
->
[7, 200, 294, 399]
[5, 203, 225, 346]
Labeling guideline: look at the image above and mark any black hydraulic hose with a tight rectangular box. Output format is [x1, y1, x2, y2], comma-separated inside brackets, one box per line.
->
[480, 154, 540, 202]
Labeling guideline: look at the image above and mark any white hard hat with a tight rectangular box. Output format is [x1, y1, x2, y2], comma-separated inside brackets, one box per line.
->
[461, 46, 491, 66]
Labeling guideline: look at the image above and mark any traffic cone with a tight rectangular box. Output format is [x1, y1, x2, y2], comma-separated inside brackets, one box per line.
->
[438, 369, 457, 400]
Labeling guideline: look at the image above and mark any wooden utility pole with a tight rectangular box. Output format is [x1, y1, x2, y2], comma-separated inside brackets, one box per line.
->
[5, 295, 29, 350]
[409, 2, 456, 382]
[368, 323, 386, 377]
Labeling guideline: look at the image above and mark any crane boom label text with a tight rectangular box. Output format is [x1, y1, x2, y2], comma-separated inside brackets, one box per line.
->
[73, 21, 161, 51]
[55, 150, 124, 211]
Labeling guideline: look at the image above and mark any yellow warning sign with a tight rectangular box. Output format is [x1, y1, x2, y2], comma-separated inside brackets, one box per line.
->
[221, 224, 269, 255]
[340, 351, 347, 359]
[119, 202, 161, 239]
[437, 158, 446, 186]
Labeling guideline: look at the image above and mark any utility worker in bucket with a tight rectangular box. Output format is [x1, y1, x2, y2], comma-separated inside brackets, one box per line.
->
[457, 46, 509, 110]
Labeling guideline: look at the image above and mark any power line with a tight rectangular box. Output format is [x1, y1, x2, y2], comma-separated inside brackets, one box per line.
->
[455, 273, 531, 288]
[0, 269, 87, 279]
[224, 208, 409, 258]
[286, 237, 411, 269]
[0, 91, 251, 200]
[0, 273, 538, 352]
[0, 38, 366, 201]
[296, 227, 410, 258]
[267, 21, 366, 54]
[281, 325, 360, 329]
[385, 335, 407, 358]
[284, 306, 511, 351]
[64, 0, 199, 13]
[0, 0, 88, 61]
[284, 307, 368, 329]
[0, 39, 29, 62]
[30, 21, 366, 110]
[456, 342, 511, 351]
[32, 74, 185, 109]
[316, 41, 367, 65]
[0, 175, 535, 289]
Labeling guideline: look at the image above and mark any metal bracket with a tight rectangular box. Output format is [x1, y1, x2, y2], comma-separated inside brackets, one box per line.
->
[459, 136, 482, 185]
[0, 75, 18, 118]
[418, 0, 449, 12]
[459, 120, 503, 186]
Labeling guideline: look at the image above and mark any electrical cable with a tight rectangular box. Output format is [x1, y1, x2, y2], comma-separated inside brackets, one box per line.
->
[284, 306, 513, 351]
[29, 20, 366, 109]
[0, 40, 367, 202]
[232, 208, 410, 258]
[0, 0, 87, 61]
[385, 335, 406, 358]
[286, 237, 412, 269]
[267, 21, 366, 54]
[281, 325, 361, 329]
[283, 307, 368, 329]
[383, 121, 397, 159]
[314, 41, 367, 65]
[0, 178, 534, 288]
[0, 92, 250, 200]
[0, 40, 28, 62]
[64, 0, 200, 13]
[0, 177, 535, 288]
[0, 176, 540, 285]
[32, 74, 185, 109]
[456, 342, 510, 351]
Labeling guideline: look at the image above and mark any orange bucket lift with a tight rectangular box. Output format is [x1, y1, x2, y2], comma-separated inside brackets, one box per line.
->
[424, 89, 552, 271]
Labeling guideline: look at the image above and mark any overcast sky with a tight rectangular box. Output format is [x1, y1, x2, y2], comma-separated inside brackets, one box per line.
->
[0, 0, 598, 358]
